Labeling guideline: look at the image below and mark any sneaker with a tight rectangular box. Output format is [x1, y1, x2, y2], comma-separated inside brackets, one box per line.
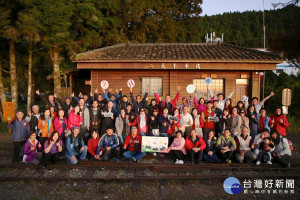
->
[227, 160, 231, 164]
[132, 157, 137, 163]
[175, 159, 179, 164]
[178, 160, 184, 164]
[152, 152, 157, 157]
[285, 163, 291, 168]
[267, 161, 272, 165]
[113, 158, 120, 163]
[256, 161, 261, 165]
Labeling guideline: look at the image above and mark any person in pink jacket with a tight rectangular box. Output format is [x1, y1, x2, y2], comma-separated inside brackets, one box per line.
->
[68, 105, 83, 130]
[54, 109, 68, 140]
[166, 130, 186, 164]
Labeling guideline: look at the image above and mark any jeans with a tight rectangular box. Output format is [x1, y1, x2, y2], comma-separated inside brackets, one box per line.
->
[217, 150, 234, 161]
[253, 148, 260, 155]
[117, 135, 124, 146]
[160, 133, 168, 137]
[273, 154, 291, 166]
[203, 153, 220, 163]
[187, 150, 203, 163]
[123, 151, 146, 161]
[257, 151, 272, 162]
[140, 132, 147, 136]
[102, 147, 120, 161]
[66, 145, 87, 165]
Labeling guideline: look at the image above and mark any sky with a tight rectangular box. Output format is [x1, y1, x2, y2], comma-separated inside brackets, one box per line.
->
[201, 0, 293, 16]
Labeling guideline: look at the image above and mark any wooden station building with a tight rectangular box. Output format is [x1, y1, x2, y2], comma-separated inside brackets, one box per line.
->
[72, 43, 282, 104]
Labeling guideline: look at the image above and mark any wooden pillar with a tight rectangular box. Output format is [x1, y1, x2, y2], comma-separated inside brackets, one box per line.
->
[251, 71, 261, 100]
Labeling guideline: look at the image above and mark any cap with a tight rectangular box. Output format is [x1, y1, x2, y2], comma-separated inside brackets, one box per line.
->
[73, 126, 80, 130]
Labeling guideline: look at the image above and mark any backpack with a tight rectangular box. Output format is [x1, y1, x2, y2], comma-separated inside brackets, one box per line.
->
[281, 137, 294, 152]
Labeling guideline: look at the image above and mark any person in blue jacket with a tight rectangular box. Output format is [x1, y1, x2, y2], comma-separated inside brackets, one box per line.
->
[96, 127, 120, 162]
[103, 88, 120, 115]
[65, 126, 87, 164]
[8, 111, 30, 164]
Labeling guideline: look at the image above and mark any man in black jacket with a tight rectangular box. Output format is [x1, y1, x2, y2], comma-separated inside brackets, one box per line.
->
[130, 87, 149, 114]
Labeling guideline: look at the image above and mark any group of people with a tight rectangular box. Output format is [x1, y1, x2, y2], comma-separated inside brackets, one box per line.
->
[8, 86, 292, 169]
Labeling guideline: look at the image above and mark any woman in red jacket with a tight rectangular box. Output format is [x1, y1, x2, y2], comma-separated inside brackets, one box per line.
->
[87, 130, 100, 160]
[201, 102, 216, 139]
[270, 107, 289, 136]
[68, 105, 83, 130]
[185, 129, 206, 164]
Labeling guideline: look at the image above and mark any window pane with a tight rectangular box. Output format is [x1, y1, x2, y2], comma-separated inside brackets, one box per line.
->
[193, 79, 224, 100]
[140, 77, 162, 96]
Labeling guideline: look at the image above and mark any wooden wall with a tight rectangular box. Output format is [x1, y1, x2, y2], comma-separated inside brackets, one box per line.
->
[90, 69, 256, 105]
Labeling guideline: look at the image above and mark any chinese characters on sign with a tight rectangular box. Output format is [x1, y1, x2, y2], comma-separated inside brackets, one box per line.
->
[243, 179, 294, 195]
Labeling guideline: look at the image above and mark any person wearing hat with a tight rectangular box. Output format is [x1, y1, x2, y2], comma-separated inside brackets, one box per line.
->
[165, 130, 187, 164]
[96, 127, 120, 162]
[122, 127, 145, 163]
[65, 126, 87, 164]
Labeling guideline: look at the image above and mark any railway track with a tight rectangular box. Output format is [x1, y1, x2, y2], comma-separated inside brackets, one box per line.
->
[0, 161, 299, 182]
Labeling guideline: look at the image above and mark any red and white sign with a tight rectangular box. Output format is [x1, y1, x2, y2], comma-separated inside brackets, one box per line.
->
[127, 79, 135, 88]
[100, 80, 109, 89]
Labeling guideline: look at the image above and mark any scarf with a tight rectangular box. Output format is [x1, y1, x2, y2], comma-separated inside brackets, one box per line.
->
[45, 116, 51, 133]
[140, 114, 146, 128]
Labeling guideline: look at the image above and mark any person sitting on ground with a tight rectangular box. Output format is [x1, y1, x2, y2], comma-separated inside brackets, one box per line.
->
[87, 130, 100, 160]
[165, 130, 186, 164]
[185, 129, 206, 164]
[270, 107, 289, 137]
[65, 126, 87, 165]
[234, 127, 257, 163]
[203, 130, 220, 163]
[270, 130, 291, 168]
[154, 87, 180, 115]
[253, 128, 270, 155]
[23, 132, 43, 165]
[42, 132, 63, 169]
[216, 129, 236, 164]
[122, 127, 146, 163]
[9, 111, 30, 164]
[96, 127, 120, 162]
[256, 137, 275, 165]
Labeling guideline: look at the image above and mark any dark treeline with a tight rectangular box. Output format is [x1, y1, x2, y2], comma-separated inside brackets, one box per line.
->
[0, 0, 299, 110]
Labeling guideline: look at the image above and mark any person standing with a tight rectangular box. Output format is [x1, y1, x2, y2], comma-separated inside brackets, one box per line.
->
[130, 87, 149, 114]
[53, 109, 68, 140]
[208, 88, 235, 111]
[201, 102, 216, 139]
[115, 108, 130, 145]
[247, 105, 259, 139]
[25, 105, 41, 134]
[270, 107, 289, 137]
[231, 107, 242, 136]
[179, 105, 193, 137]
[38, 109, 54, 146]
[154, 87, 180, 115]
[128, 108, 148, 136]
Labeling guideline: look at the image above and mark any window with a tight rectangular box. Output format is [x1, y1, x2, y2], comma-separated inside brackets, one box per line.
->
[193, 79, 224, 99]
[236, 79, 249, 85]
[140, 77, 163, 96]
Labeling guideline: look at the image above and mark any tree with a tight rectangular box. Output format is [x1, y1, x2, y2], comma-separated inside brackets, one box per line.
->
[0, 1, 21, 111]
[17, 2, 41, 113]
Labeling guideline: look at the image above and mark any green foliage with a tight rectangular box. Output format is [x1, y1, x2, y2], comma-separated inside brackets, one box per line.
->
[262, 71, 300, 117]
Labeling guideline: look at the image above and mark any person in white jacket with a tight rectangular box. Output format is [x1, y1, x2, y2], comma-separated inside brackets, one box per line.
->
[208, 88, 235, 111]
